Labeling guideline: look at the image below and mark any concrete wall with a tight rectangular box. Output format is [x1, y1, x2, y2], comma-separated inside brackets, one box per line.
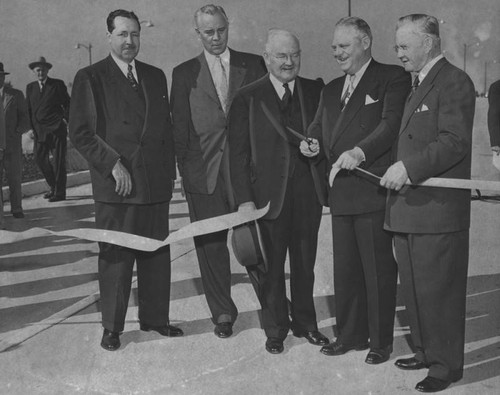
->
[1, 0, 499, 94]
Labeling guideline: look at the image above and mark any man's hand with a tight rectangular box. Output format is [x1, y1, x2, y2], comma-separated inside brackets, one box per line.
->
[237, 201, 257, 212]
[300, 138, 320, 157]
[333, 147, 365, 170]
[111, 159, 132, 197]
[380, 161, 409, 191]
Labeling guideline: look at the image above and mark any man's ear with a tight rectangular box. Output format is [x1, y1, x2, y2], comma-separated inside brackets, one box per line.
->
[362, 35, 371, 50]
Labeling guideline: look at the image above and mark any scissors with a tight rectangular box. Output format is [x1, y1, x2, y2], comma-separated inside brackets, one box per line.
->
[286, 126, 315, 151]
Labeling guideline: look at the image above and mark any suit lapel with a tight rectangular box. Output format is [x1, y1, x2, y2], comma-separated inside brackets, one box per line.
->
[400, 58, 447, 133]
[228, 49, 246, 107]
[260, 77, 289, 141]
[295, 77, 309, 132]
[136, 61, 151, 140]
[196, 53, 221, 107]
[3, 89, 14, 111]
[330, 61, 379, 150]
[106, 56, 145, 119]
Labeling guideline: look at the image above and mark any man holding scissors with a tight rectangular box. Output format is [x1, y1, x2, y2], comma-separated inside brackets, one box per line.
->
[302, 17, 410, 364]
[228, 29, 328, 354]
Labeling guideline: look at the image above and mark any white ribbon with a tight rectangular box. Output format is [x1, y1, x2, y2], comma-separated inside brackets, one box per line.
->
[0, 203, 270, 252]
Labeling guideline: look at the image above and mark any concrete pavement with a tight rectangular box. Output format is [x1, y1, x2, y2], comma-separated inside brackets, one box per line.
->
[1, 177, 500, 394]
[0, 99, 499, 394]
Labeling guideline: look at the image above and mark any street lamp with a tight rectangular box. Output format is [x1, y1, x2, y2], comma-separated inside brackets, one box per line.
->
[140, 19, 154, 27]
[463, 42, 480, 72]
[75, 42, 92, 65]
[484, 60, 500, 95]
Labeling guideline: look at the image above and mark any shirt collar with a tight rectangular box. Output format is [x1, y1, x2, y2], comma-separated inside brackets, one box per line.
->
[204, 48, 230, 67]
[418, 54, 444, 83]
[343, 57, 372, 92]
[110, 52, 137, 78]
[0, 86, 4, 97]
[269, 73, 295, 98]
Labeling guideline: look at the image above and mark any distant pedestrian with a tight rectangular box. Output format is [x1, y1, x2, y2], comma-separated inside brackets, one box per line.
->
[0, 88, 6, 229]
[0, 62, 30, 219]
[487, 79, 500, 170]
[26, 56, 70, 202]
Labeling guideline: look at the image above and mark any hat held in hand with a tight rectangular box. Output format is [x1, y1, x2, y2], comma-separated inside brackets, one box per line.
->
[231, 221, 268, 269]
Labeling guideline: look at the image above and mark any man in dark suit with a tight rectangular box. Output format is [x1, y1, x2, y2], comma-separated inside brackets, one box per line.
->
[380, 14, 475, 393]
[487, 79, 500, 167]
[171, 4, 266, 338]
[228, 29, 329, 354]
[0, 63, 30, 219]
[0, 90, 5, 229]
[69, 9, 182, 351]
[303, 17, 410, 364]
[26, 56, 70, 202]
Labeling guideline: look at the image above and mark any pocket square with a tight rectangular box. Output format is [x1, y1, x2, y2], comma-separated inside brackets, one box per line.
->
[420, 104, 429, 112]
[365, 95, 379, 105]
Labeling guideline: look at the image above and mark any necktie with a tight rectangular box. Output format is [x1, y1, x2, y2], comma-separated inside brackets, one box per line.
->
[340, 74, 355, 111]
[40, 82, 44, 94]
[215, 56, 229, 113]
[281, 82, 292, 108]
[407, 75, 420, 102]
[127, 64, 139, 91]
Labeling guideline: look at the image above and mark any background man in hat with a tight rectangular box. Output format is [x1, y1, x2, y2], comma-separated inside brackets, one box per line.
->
[0, 83, 5, 229]
[26, 56, 70, 202]
[0, 62, 30, 219]
[171, 4, 267, 339]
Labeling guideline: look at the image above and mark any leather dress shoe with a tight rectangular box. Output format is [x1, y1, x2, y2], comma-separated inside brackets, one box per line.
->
[214, 322, 233, 338]
[320, 340, 369, 356]
[415, 376, 452, 393]
[43, 191, 54, 199]
[12, 212, 24, 219]
[292, 329, 329, 346]
[101, 329, 120, 351]
[395, 356, 427, 370]
[365, 345, 393, 365]
[140, 323, 184, 337]
[265, 337, 284, 354]
[48, 195, 65, 202]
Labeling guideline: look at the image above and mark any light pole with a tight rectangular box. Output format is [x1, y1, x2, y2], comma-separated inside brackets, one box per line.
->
[484, 60, 499, 95]
[463, 42, 479, 72]
[140, 19, 154, 27]
[347, 0, 351, 16]
[75, 42, 92, 65]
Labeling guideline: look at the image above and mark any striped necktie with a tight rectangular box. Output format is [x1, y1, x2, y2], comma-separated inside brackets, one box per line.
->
[127, 64, 139, 91]
[340, 74, 355, 111]
[215, 56, 229, 113]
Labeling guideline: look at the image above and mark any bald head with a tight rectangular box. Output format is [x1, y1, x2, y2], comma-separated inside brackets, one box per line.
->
[263, 29, 301, 83]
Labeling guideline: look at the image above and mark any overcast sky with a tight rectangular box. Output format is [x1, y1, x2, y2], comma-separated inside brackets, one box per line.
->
[1, 0, 499, 93]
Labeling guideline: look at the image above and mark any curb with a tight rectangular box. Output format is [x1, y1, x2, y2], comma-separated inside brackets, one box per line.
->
[2, 170, 91, 202]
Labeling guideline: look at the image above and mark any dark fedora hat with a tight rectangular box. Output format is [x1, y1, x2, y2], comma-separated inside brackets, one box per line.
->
[231, 221, 268, 269]
[0, 62, 10, 75]
[28, 56, 52, 70]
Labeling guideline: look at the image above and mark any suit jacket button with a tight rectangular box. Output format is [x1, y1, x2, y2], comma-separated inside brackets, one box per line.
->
[408, 134, 413, 139]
